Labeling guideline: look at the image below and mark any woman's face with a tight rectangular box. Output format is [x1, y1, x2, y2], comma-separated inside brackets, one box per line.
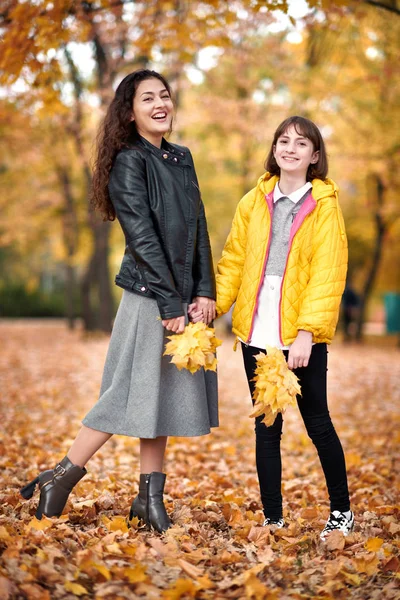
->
[273, 125, 319, 177]
[131, 78, 173, 147]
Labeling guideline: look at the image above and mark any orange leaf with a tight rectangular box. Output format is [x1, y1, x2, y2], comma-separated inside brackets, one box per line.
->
[382, 556, 400, 572]
[161, 577, 197, 599]
[19, 584, 51, 600]
[25, 517, 53, 532]
[101, 515, 129, 533]
[365, 537, 384, 552]
[354, 552, 379, 575]
[123, 564, 148, 584]
[244, 571, 270, 599]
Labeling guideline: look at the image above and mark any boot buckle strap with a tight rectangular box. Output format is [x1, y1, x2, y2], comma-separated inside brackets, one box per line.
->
[54, 464, 66, 477]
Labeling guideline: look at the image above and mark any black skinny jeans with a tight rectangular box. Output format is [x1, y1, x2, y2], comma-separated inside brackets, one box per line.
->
[242, 342, 350, 520]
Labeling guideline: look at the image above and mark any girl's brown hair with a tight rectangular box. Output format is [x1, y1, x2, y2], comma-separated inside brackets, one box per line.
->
[265, 116, 328, 181]
[91, 69, 172, 221]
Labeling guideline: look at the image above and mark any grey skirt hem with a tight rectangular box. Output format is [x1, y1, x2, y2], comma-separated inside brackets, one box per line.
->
[81, 419, 219, 439]
[82, 291, 219, 438]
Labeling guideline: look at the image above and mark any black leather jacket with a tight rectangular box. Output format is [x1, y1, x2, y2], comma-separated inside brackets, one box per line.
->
[110, 136, 216, 319]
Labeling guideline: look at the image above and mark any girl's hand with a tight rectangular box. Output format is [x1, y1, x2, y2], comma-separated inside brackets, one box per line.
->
[162, 316, 185, 334]
[188, 302, 204, 323]
[190, 296, 216, 325]
[288, 330, 313, 369]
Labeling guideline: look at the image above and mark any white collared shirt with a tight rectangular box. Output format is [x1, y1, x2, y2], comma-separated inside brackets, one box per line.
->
[249, 181, 313, 350]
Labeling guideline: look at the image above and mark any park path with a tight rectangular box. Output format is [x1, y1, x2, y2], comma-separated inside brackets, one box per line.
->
[0, 320, 399, 599]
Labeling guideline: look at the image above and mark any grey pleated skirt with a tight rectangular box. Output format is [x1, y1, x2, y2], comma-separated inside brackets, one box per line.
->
[82, 290, 219, 438]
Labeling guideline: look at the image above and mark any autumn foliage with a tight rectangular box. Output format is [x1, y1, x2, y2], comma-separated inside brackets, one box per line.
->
[164, 322, 222, 374]
[249, 346, 301, 427]
[0, 322, 399, 599]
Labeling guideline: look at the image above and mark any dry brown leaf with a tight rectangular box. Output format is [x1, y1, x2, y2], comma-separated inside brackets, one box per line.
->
[325, 530, 346, 551]
[244, 571, 270, 599]
[300, 506, 319, 519]
[0, 577, 15, 600]
[2, 323, 399, 600]
[248, 526, 270, 546]
[177, 558, 204, 579]
[354, 551, 380, 575]
[161, 577, 197, 599]
[382, 555, 400, 572]
[19, 584, 51, 600]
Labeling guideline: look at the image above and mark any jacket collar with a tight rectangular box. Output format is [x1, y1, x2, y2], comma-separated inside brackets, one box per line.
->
[273, 181, 312, 204]
[258, 172, 339, 202]
[137, 135, 189, 166]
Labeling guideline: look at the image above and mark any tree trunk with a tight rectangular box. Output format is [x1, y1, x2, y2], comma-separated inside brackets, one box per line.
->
[355, 175, 386, 340]
[65, 43, 115, 333]
[81, 217, 114, 333]
[56, 165, 78, 330]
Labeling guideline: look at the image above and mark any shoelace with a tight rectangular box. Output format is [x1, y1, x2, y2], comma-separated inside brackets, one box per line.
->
[263, 517, 284, 527]
[323, 513, 348, 532]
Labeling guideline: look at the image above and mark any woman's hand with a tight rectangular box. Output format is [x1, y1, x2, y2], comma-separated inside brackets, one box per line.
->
[188, 296, 216, 325]
[162, 316, 185, 334]
[288, 330, 313, 369]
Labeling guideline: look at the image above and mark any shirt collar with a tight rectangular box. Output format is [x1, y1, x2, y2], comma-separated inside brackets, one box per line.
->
[273, 181, 313, 204]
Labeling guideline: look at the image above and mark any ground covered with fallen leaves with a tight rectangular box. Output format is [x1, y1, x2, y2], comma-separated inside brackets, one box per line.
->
[0, 320, 399, 600]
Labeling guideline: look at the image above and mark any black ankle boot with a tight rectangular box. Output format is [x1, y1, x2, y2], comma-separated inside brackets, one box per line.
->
[129, 472, 172, 533]
[128, 473, 148, 526]
[20, 456, 87, 519]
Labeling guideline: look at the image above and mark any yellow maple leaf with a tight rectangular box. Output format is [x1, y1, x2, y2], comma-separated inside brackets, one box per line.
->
[124, 563, 148, 583]
[64, 581, 88, 596]
[365, 537, 384, 552]
[25, 516, 54, 531]
[250, 346, 301, 426]
[164, 322, 222, 374]
[101, 515, 129, 533]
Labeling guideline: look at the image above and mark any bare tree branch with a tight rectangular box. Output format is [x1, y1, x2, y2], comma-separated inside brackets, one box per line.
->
[365, 0, 400, 15]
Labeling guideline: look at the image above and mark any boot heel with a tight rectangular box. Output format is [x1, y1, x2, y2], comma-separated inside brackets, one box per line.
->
[20, 476, 40, 499]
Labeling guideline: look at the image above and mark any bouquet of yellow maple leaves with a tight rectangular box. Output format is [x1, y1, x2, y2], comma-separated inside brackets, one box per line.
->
[164, 322, 222, 374]
[250, 346, 301, 426]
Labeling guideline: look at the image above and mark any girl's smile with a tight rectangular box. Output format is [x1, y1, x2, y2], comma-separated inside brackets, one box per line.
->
[273, 125, 319, 177]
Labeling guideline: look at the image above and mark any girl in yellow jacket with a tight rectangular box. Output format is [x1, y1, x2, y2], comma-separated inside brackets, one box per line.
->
[215, 116, 353, 540]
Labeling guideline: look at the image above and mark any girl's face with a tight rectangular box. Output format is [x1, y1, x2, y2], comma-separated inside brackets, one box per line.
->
[131, 78, 173, 146]
[273, 125, 319, 178]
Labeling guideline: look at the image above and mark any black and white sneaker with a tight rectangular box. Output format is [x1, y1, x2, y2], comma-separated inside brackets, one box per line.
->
[262, 517, 285, 529]
[320, 510, 354, 540]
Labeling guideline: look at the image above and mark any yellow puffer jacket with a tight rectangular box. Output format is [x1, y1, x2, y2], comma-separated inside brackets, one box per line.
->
[216, 173, 348, 346]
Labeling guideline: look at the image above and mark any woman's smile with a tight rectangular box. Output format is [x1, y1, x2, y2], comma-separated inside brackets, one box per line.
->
[132, 78, 173, 146]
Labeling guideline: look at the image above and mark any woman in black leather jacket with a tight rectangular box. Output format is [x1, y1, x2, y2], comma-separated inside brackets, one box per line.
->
[20, 70, 218, 533]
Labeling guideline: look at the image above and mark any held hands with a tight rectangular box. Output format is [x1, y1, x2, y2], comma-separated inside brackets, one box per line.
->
[162, 316, 185, 334]
[187, 296, 216, 326]
[288, 330, 313, 370]
[162, 297, 216, 334]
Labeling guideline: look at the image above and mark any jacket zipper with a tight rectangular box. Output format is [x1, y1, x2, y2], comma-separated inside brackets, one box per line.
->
[247, 193, 274, 343]
[191, 180, 200, 191]
[278, 194, 317, 346]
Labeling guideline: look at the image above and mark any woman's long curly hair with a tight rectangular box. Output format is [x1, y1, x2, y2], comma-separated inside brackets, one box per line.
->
[91, 69, 172, 221]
